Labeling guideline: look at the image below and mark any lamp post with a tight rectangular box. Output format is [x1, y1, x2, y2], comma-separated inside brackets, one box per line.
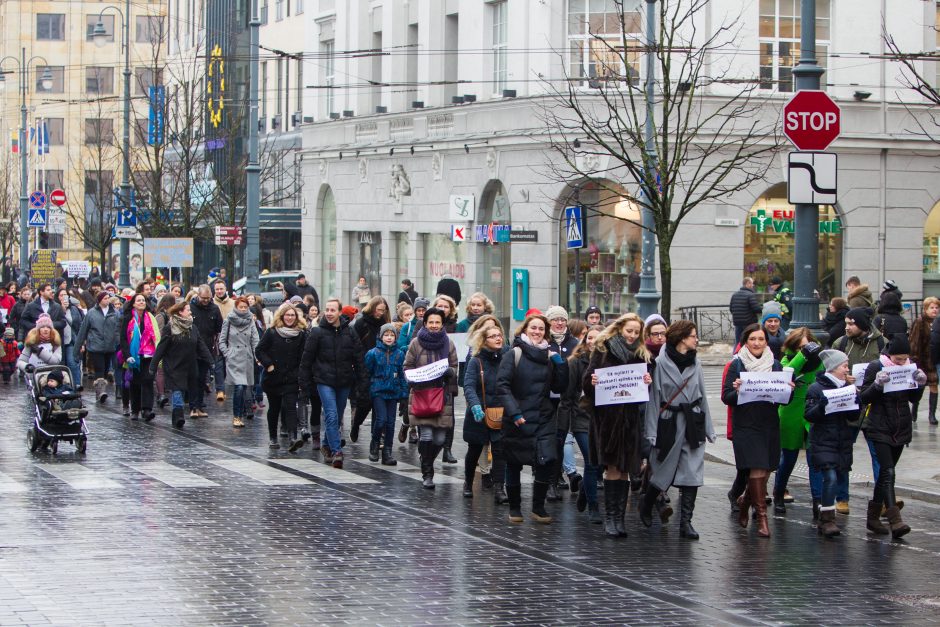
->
[242, 0, 262, 294]
[92, 0, 132, 288]
[0, 49, 53, 272]
[635, 0, 661, 319]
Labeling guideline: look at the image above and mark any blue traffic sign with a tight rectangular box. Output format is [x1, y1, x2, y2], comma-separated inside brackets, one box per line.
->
[29, 191, 46, 209]
[28, 208, 47, 228]
[117, 205, 137, 227]
[565, 206, 585, 250]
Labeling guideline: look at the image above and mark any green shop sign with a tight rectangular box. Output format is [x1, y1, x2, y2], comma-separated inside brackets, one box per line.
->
[750, 209, 841, 234]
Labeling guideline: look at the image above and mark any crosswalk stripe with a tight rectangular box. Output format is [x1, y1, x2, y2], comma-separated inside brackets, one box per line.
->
[207, 458, 312, 485]
[124, 462, 219, 488]
[349, 459, 464, 484]
[271, 459, 379, 484]
[0, 471, 28, 493]
[37, 464, 122, 490]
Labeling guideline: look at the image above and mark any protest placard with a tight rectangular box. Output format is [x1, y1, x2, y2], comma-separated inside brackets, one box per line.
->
[822, 385, 859, 414]
[738, 371, 792, 405]
[404, 358, 450, 383]
[851, 363, 868, 388]
[595, 363, 649, 406]
[883, 364, 916, 393]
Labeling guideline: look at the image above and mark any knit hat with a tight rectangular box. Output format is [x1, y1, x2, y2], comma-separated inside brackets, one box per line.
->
[761, 301, 782, 324]
[819, 349, 848, 373]
[645, 313, 667, 328]
[289, 295, 304, 304]
[154, 284, 167, 296]
[845, 307, 871, 333]
[341, 305, 359, 319]
[882, 279, 898, 292]
[35, 314, 54, 330]
[3, 327, 14, 339]
[585, 305, 602, 319]
[545, 305, 568, 322]
[525, 308, 543, 318]
[413, 297, 430, 311]
[886, 334, 911, 356]
[96, 291, 111, 304]
[379, 322, 399, 340]
[47, 370, 64, 385]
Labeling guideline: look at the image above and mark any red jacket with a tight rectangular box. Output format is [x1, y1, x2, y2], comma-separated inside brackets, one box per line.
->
[1, 338, 19, 364]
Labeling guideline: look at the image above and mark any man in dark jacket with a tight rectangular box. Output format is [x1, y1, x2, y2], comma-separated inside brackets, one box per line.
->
[397, 279, 419, 306]
[287, 274, 319, 306]
[299, 298, 365, 468]
[729, 277, 762, 345]
[18, 283, 66, 341]
[189, 285, 223, 416]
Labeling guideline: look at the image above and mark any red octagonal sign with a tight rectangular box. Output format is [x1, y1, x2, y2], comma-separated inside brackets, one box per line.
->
[783, 90, 841, 151]
[49, 188, 67, 207]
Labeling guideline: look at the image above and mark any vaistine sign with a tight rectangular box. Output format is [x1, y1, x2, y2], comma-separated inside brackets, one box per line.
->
[750, 209, 841, 234]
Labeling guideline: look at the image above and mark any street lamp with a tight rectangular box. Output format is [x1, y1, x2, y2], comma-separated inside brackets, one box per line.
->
[0, 48, 51, 272]
[92, 1, 133, 288]
[241, 0, 262, 294]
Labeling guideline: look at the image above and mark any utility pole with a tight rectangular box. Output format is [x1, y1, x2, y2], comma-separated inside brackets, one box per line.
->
[788, 0, 825, 334]
[242, 0, 262, 294]
[635, 0, 661, 319]
[118, 0, 132, 288]
[18, 48, 28, 272]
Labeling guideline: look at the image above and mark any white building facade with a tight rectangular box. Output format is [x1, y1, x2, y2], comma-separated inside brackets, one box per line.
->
[299, 0, 940, 320]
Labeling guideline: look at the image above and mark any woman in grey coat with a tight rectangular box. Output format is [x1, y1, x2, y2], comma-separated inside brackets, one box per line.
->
[73, 292, 121, 403]
[639, 320, 716, 540]
[219, 296, 260, 427]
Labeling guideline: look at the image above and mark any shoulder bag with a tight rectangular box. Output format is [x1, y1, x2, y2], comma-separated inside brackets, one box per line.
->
[479, 359, 504, 430]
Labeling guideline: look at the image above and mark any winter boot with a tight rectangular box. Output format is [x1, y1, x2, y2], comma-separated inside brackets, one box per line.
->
[463, 478, 474, 498]
[419, 443, 435, 490]
[493, 482, 508, 505]
[727, 489, 740, 513]
[885, 507, 911, 539]
[577, 485, 588, 512]
[381, 446, 398, 466]
[750, 477, 770, 538]
[94, 378, 108, 403]
[773, 488, 786, 514]
[369, 439, 380, 463]
[546, 482, 562, 502]
[737, 486, 751, 529]
[442, 448, 458, 464]
[678, 487, 699, 540]
[531, 480, 552, 524]
[866, 499, 890, 534]
[614, 480, 629, 537]
[818, 508, 841, 537]
[588, 503, 603, 524]
[929, 391, 938, 426]
[655, 493, 674, 524]
[507, 485, 523, 523]
[812, 498, 821, 525]
[638, 485, 658, 528]
[604, 480, 621, 536]
[172, 407, 185, 429]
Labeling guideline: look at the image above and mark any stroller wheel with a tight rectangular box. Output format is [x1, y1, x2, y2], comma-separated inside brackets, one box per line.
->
[75, 436, 87, 454]
[27, 428, 40, 453]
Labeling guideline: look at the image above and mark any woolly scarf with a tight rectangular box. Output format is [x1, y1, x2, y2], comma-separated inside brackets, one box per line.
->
[550, 329, 568, 346]
[276, 325, 302, 338]
[227, 309, 253, 328]
[645, 340, 664, 358]
[607, 334, 639, 364]
[417, 326, 449, 359]
[518, 332, 549, 350]
[736, 345, 774, 372]
[170, 314, 193, 336]
[880, 354, 910, 368]
[666, 343, 697, 373]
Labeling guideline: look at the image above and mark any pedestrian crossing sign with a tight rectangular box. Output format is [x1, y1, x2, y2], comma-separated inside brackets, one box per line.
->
[565, 206, 584, 249]
[28, 208, 47, 228]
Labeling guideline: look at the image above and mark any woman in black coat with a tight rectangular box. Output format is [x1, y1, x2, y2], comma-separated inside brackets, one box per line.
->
[721, 323, 793, 538]
[858, 334, 926, 539]
[432, 294, 460, 464]
[462, 319, 508, 503]
[349, 296, 391, 443]
[496, 314, 569, 525]
[257, 303, 307, 452]
[872, 291, 908, 340]
[804, 349, 858, 537]
[822, 297, 849, 347]
[582, 313, 652, 538]
[150, 301, 213, 428]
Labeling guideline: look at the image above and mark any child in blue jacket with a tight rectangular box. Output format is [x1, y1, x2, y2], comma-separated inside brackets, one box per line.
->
[365, 323, 408, 466]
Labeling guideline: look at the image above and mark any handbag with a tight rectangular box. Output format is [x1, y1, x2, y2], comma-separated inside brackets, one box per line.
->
[411, 386, 444, 418]
[479, 360, 503, 430]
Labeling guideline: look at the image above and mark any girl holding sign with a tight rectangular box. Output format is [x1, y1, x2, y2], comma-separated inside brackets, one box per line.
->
[858, 335, 926, 539]
[583, 313, 652, 538]
[721, 323, 793, 538]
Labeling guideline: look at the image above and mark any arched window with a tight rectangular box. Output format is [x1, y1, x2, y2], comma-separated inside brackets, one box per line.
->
[318, 185, 337, 298]
[923, 198, 940, 295]
[477, 180, 511, 320]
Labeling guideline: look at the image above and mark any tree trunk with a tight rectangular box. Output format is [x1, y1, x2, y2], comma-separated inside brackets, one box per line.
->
[658, 240, 673, 321]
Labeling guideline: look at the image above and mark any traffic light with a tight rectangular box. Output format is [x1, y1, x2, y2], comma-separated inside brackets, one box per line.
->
[39, 231, 49, 249]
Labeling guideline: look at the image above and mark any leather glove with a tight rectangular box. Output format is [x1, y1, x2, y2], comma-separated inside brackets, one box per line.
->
[801, 342, 823, 370]
[874, 370, 890, 388]
[549, 352, 564, 365]
[471, 405, 485, 422]
[914, 369, 928, 386]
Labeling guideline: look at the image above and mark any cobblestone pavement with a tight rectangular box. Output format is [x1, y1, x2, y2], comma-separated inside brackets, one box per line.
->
[2, 374, 940, 626]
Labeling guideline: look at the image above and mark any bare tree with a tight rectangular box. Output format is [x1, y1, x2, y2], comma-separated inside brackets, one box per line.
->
[883, 28, 940, 141]
[540, 0, 780, 315]
[0, 150, 20, 276]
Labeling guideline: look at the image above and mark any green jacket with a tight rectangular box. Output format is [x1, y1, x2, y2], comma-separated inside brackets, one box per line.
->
[778, 350, 823, 450]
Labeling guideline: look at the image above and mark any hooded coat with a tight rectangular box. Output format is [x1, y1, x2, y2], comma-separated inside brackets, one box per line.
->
[804, 372, 857, 471]
[73, 303, 121, 356]
[872, 293, 908, 340]
[463, 346, 507, 445]
[778, 349, 823, 450]
[219, 312, 260, 386]
[256, 326, 306, 397]
[846, 283, 874, 310]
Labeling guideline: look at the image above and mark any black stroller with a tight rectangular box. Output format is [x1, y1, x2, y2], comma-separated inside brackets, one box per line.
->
[25, 364, 89, 454]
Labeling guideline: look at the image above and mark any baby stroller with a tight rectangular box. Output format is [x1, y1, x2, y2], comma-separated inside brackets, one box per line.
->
[25, 364, 89, 454]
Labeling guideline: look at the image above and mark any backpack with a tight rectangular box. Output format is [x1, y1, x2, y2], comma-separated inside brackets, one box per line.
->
[835, 334, 885, 354]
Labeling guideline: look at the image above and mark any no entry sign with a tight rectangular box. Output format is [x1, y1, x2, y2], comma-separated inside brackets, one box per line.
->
[783, 90, 841, 151]
[50, 189, 67, 206]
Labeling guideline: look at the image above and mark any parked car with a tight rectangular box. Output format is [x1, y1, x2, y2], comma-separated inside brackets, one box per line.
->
[232, 271, 301, 307]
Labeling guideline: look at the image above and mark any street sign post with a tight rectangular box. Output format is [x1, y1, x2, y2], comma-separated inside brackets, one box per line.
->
[565, 206, 585, 249]
[49, 189, 67, 206]
[214, 226, 244, 246]
[788, 152, 837, 205]
[783, 90, 841, 151]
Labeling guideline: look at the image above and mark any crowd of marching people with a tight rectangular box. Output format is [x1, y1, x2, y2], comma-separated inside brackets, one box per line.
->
[0, 269, 933, 542]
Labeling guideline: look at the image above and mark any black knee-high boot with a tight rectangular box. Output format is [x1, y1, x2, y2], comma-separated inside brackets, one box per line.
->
[506, 484, 523, 523]
[728, 468, 747, 512]
[531, 480, 552, 523]
[639, 484, 660, 528]
[679, 487, 699, 540]
[929, 392, 938, 425]
[419, 441, 435, 489]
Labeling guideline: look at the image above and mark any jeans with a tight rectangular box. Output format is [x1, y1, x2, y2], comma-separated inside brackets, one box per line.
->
[562, 433, 577, 476]
[62, 343, 81, 388]
[253, 365, 264, 403]
[232, 384, 250, 418]
[371, 397, 397, 447]
[836, 427, 880, 502]
[572, 430, 599, 507]
[820, 466, 838, 507]
[190, 361, 211, 410]
[213, 355, 226, 392]
[808, 467, 822, 500]
[773, 448, 800, 495]
[317, 384, 349, 453]
[171, 390, 185, 410]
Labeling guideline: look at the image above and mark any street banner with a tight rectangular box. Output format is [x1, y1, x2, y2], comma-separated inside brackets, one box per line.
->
[143, 238, 194, 268]
[404, 358, 450, 383]
[823, 386, 859, 414]
[594, 363, 649, 406]
[883, 364, 917, 393]
[737, 371, 792, 405]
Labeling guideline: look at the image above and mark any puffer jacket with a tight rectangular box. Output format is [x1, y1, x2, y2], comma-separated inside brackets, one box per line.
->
[364, 342, 407, 400]
[190, 298, 223, 354]
[73, 304, 121, 356]
[804, 372, 857, 471]
[859, 358, 924, 447]
[557, 352, 591, 434]
[729, 286, 762, 327]
[872, 293, 908, 340]
[463, 347, 507, 445]
[299, 316, 365, 392]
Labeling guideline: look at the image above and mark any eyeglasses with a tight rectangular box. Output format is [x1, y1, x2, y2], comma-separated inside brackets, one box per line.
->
[650, 331, 666, 338]
[486, 333, 503, 340]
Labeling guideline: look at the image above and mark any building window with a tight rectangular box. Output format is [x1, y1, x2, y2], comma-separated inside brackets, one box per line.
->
[276, 58, 283, 118]
[136, 15, 164, 44]
[275, 0, 284, 21]
[759, 0, 829, 92]
[36, 66, 65, 93]
[567, 0, 641, 87]
[134, 118, 149, 146]
[296, 0, 304, 15]
[86, 15, 115, 42]
[85, 119, 116, 145]
[492, 1, 508, 92]
[44, 118, 65, 145]
[83, 170, 114, 247]
[86, 67, 115, 94]
[37, 14, 65, 40]
[323, 40, 335, 114]
[134, 67, 163, 96]
[260, 0, 268, 24]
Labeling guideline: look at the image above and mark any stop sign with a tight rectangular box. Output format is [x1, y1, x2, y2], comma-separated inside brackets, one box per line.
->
[49, 188, 67, 206]
[783, 90, 841, 151]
